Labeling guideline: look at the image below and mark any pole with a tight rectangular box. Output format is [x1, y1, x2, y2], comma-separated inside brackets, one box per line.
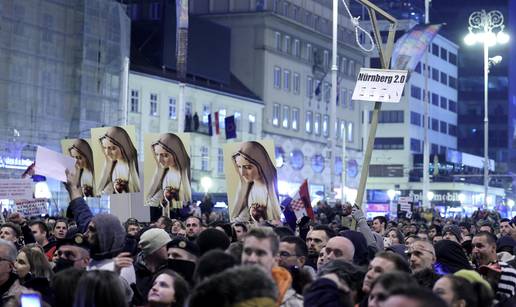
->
[121, 57, 130, 126]
[177, 83, 186, 133]
[483, 33, 489, 208]
[422, 0, 430, 209]
[342, 125, 347, 202]
[329, 0, 338, 203]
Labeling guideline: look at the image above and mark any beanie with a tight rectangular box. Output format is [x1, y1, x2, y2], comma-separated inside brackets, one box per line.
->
[139, 228, 171, 257]
[443, 225, 462, 242]
[196, 228, 230, 255]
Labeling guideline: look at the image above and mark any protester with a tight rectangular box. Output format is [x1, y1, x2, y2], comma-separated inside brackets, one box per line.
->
[0, 239, 26, 305]
[434, 239, 472, 274]
[233, 222, 248, 242]
[382, 286, 447, 307]
[305, 225, 334, 268]
[51, 268, 85, 307]
[167, 237, 200, 263]
[193, 250, 236, 283]
[367, 272, 417, 307]
[185, 216, 202, 240]
[147, 269, 189, 307]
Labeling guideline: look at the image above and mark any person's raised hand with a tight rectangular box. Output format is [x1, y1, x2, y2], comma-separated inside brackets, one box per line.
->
[64, 168, 82, 200]
[351, 205, 365, 223]
[114, 252, 133, 275]
[7, 212, 26, 225]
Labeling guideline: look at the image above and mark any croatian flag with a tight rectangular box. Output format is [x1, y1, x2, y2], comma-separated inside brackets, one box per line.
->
[282, 180, 314, 230]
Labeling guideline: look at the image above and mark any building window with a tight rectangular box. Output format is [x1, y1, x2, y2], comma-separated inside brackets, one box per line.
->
[432, 93, 439, 106]
[293, 73, 300, 94]
[340, 56, 347, 73]
[273, 66, 281, 89]
[292, 108, 299, 130]
[440, 72, 448, 85]
[234, 111, 241, 131]
[294, 39, 300, 57]
[149, 2, 161, 20]
[449, 52, 457, 65]
[374, 137, 404, 150]
[314, 113, 321, 135]
[432, 118, 439, 131]
[315, 80, 322, 101]
[323, 82, 330, 102]
[410, 111, 421, 126]
[150, 93, 158, 116]
[282, 105, 290, 128]
[284, 35, 291, 53]
[448, 100, 457, 113]
[448, 76, 457, 89]
[201, 146, 209, 171]
[348, 60, 355, 77]
[219, 109, 226, 128]
[432, 68, 439, 81]
[306, 111, 313, 134]
[248, 114, 256, 134]
[448, 124, 457, 136]
[347, 122, 353, 142]
[307, 44, 313, 62]
[202, 104, 210, 124]
[431, 143, 439, 154]
[323, 50, 329, 68]
[440, 121, 447, 133]
[410, 85, 421, 100]
[272, 104, 280, 126]
[168, 97, 176, 119]
[322, 115, 329, 137]
[440, 97, 447, 109]
[217, 148, 224, 174]
[130, 90, 139, 112]
[306, 76, 313, 97]
[410, 138, 421, 152]
[339, 120, 346, 140]
[440, 47, 448, 61]
[275, 32, 281, 50]
[432, 43, 439, 56]
[341, 89, 347, 108]
[415, 62, 421, 73]
[283, 69, 291, 91]
[439, 146, 447, 155]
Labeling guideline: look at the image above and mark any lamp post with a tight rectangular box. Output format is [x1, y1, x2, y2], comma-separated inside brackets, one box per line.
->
[464, 10, 509, 208]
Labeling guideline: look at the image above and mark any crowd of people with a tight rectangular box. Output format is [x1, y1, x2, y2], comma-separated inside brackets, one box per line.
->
[1, 174, 516, 307]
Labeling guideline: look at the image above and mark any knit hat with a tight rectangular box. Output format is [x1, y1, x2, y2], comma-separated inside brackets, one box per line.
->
[443, 225, 462, 242]
[196, 228, 230, 256]
[454, 269, 493, 292]
[139, 228, 171, 257]
[497, 236, 516, 253]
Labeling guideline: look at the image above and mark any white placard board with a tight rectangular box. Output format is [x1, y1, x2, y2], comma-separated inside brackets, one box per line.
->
[15, 199, 48, 217]
[0, 179, 33, 200]
[352, 68, 408, 103]
[35, 146, 76, 182]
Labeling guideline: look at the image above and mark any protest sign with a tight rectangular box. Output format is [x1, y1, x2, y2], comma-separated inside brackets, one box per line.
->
[352, 68, 408, 103]
[15, 199, 48, 217]
[0, 179, 33, 200]
[35, 146, 76, 182]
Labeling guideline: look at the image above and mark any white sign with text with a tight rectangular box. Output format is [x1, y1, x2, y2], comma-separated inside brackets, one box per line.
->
[0, 179, 33, 200]
[352, 68, 408, 103]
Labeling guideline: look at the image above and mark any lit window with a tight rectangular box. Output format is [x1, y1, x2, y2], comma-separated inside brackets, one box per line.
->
[150, 93, 158, 116]
[130, 90, 139, 113]
[248, 114, 256, 134]
[272, 104, 280, 126]
[305, 111, 313, 134]
[274, 66, 281, 89]
[292, 108, 299, 130]
[168, 97, 176, 119]
[282, 105, 290, 128]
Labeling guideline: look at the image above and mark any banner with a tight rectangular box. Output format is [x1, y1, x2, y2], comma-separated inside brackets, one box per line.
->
[15, 199, 48, 217]
[90, 125, 140, 195]
[223, 140, 280, 223]
[61, 138, 97, 197]
[391, 24, 442, 71]
[144, 133, 191, 210]
[35, 146, 76, 182]
[225, 115, 236, 139]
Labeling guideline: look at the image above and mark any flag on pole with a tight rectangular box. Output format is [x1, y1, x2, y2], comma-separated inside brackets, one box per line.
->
[208, 114, 213, 136]
[214, 111, 220, 135]
[225, 115, 236, 139]
[282, 180, 314, 230]
[391, 24, 442, 71]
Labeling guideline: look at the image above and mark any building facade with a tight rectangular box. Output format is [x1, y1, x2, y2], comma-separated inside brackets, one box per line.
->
[191, 0, 367, 200]
[364, 20, 505, 218]
[127, 70, 264, 196]
[0, 0, 130, 212]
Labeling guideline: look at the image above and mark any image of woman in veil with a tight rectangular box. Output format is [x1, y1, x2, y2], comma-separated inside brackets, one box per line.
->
[231, 141, 281, 222]
[97, 126, 140, 194]
[68, 139, 96, 197]
[146, 133, 192, 211]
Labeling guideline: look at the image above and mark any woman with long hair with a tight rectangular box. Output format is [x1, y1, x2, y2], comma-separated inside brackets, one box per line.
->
[68, 138, 96, 197]
[146, 133, 192, 211]
[74, 270, 128, 307]
[230, 141, 281, 222]
[97, 126, 140, 194]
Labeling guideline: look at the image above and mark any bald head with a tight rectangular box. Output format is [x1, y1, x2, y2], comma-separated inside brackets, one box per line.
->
[323, 236, 355, 264]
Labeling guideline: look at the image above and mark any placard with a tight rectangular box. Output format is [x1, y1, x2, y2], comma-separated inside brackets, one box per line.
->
[35, 146, 76, 182]
[61, 138, 97, 197]
[15, 199, 48, 217]
[0, 179, 33, 200]
[352, 68, 408, 103]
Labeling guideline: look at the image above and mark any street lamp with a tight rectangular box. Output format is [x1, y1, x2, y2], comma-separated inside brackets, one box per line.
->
[200, 176, 212, 194]
[464, 10, 509, 208]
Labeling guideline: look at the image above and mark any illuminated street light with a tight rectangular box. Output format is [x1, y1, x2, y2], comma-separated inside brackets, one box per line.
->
[464, 9, 509, 208]
[200, 176, 212, 193]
